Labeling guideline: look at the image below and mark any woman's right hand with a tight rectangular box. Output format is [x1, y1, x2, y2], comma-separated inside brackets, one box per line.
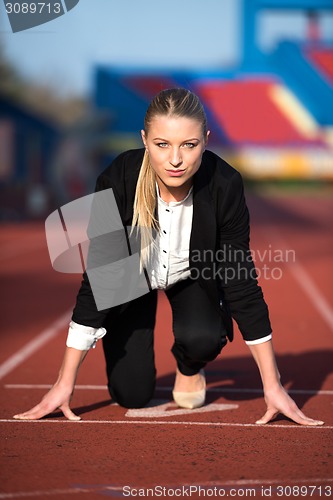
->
[13, 381, 81, 421]
[13, 346, 88, 421]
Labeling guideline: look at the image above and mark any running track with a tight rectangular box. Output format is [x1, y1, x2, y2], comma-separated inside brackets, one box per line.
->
[0, 191, 332, 499]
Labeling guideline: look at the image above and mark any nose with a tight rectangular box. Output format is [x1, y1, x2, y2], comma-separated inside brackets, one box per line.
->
[169, 147, 182, 167]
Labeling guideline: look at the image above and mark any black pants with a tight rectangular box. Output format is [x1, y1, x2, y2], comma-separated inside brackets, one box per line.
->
[102, 279, 227, 408]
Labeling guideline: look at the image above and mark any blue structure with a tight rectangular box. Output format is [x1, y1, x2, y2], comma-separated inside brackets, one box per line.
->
[93, 0, 333, 178]
[0, 94, 60, 218]
[242, 0, 333, 66]
[242, 0, 333, 125]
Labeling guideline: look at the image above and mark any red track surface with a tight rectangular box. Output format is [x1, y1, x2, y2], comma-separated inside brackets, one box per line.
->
[1, 191, 332, 499]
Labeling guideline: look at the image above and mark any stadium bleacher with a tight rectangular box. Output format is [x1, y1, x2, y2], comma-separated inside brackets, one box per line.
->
[305, 48, 333, 85]
[93, 1, 333, 179]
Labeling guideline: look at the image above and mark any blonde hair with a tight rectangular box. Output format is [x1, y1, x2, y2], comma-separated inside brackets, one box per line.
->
[131, 88, 207, 268]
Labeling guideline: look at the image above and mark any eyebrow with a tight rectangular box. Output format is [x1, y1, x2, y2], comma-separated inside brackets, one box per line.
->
[152, 137, 200, 142]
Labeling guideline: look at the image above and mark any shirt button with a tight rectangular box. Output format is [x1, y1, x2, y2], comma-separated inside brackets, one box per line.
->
[163, 265, 166, 268]
[163, 230, 167, 234]
[163, 250, 167, 253]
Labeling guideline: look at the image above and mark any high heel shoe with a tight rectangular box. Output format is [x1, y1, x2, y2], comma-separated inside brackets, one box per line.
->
[172, 370, 206, 409]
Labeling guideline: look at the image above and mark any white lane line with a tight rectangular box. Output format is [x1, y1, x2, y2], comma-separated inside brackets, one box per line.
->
[202, 478, 333, 485]
[0, 488, 92, 499]
[0, 419, 331, 429]
[0, 311, 71, 380]
[4, 384, 333, 396]
[267, 230, 333, 331]
[288, 259, 333, 331]
[0, 479, 332, 499]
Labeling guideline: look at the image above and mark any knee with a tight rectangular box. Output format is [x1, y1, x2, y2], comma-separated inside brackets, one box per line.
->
[108, 382, 155, 409]
[177, 332, 225, 362]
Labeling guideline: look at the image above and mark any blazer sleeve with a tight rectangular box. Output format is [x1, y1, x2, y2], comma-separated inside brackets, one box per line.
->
[217, 171, 272, 341]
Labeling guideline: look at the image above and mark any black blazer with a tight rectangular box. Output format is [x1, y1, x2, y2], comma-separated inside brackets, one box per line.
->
[72, 148, 271, 342]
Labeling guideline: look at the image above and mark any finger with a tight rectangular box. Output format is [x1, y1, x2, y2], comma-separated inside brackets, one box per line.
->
[256, 408, 279, 425]
[256, 406, 325, 426]
[283, 408, 324, 426]
[13, 409, 45, 420]
[60, 404, 81, 421]
[13, 401, 81, 421]
[296, 417, 324, 426]
[13, 403, 49, 420]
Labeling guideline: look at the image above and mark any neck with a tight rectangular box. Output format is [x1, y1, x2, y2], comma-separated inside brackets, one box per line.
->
[157, 179, 193, 203]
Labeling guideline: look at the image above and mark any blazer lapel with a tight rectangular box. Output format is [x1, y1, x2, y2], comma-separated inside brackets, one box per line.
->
[190, 160, 217, 270]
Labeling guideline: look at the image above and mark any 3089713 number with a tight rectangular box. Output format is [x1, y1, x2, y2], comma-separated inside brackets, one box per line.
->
[5, 3, 61, 14]
[276, 485, 332, 497]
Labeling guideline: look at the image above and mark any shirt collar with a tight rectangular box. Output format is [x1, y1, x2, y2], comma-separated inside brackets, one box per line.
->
[156, 183, 193, 207]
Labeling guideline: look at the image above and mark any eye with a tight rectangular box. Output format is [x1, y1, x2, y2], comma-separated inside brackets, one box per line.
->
[156, 142, 168, 148]
[183, 142, 197, 148]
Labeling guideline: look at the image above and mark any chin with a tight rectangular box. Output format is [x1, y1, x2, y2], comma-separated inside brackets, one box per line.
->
[164, 178, 189, 188]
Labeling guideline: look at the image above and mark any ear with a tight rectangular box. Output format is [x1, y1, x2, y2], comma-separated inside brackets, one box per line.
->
[205, 130, 210, 145]
[141, 130, 147, 149]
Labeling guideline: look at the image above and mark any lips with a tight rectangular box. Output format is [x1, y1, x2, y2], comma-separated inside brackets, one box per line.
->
[166, 169, 186, 177]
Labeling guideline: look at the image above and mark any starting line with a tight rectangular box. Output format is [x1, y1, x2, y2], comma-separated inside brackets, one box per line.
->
[4, 383, 333, 395]
[0, 419, 331, 429]
[3, 387, 330, 426]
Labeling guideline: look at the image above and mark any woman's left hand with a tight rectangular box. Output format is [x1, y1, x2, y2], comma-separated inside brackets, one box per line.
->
[257, 384, 324, 426]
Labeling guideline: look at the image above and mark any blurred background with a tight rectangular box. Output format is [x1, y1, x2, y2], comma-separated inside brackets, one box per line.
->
[0, 0, 332, 220]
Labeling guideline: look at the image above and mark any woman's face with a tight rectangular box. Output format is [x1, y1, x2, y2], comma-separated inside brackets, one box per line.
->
[141, 115, 209, 202]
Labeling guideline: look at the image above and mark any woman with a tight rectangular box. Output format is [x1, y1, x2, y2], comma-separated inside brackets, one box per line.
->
[14, 88, 323, 425]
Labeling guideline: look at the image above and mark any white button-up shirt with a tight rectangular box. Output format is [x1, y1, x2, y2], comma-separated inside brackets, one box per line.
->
[147, 186, 193, 290]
